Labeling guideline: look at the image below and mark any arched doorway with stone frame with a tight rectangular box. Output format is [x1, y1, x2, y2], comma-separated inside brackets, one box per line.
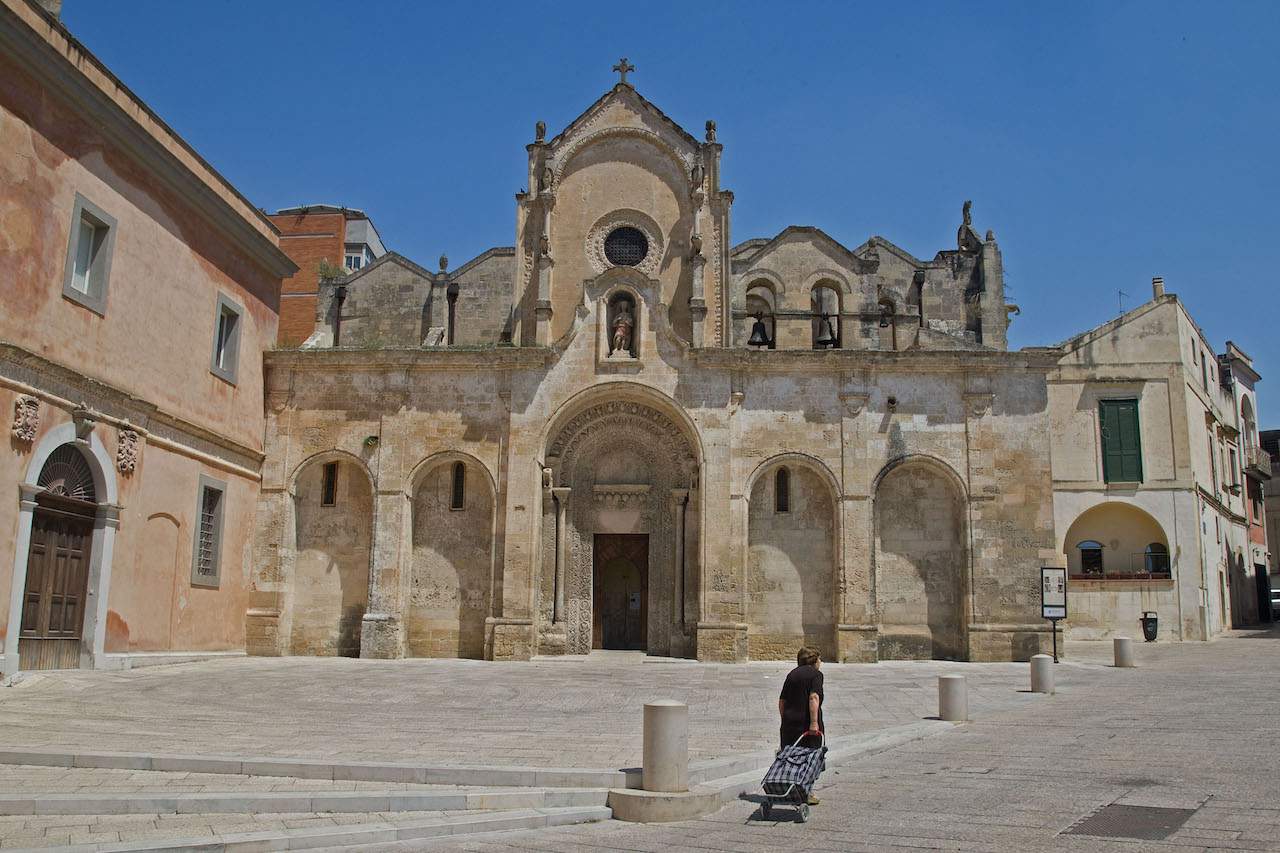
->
[744, 453, 840, 661]
[872, 455, 970, 661]
[286, 451, 373, 657]
[7, 420, 120, 674]
[538, 386, 701, 658]
[405, 452, 498, 659]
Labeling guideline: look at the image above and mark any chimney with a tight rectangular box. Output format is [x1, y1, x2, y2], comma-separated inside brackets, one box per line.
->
[35, 0, 61, 17]
[1152, 276, 1165, 298]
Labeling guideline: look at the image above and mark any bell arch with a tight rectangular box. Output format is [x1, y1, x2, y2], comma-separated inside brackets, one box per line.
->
[872, 454, 969, 660]
[540, 385, 701, 658]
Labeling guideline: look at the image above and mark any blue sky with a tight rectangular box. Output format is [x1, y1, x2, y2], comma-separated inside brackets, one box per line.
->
[62, 1, 1280, 424]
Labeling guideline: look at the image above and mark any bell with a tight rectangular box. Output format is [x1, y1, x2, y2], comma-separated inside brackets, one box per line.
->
[748, 316, 771, 347]
[815, 315, 837, 348]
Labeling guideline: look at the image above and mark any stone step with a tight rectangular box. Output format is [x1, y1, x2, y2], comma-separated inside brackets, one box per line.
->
[27, 806, 613, 852]
[0, 786, 609, 816]
[0, 750, 638, 789]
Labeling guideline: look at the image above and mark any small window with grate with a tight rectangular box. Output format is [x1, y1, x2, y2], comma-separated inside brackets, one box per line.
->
[191, 475, 226, 587]
[604, 226, 648, 266]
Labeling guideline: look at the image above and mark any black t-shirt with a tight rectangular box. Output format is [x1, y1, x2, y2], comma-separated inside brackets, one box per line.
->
[779, 664, 824, 743]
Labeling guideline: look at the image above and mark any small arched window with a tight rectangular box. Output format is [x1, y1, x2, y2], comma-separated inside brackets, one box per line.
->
[745, 282, 775, 349]
[775, 467, 791, 513]
[1077, 540, 1104, 576]
[1144, 542, 1169, 575]
[810, 285, 841, 349]
[450, 461, 466, 510]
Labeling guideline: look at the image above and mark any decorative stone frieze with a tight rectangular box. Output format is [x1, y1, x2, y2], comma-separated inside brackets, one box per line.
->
[11, 395, 38, 443]
[116, 428, 140, 474]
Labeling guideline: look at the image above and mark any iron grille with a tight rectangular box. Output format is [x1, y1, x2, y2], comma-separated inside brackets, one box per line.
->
[604, 227, 648, 266]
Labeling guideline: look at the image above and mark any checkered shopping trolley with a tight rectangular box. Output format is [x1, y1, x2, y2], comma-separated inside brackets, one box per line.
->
[759, 730, 826, 822]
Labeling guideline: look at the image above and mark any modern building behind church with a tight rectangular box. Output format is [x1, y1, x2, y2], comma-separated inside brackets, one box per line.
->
[0, 2, 1270, 676]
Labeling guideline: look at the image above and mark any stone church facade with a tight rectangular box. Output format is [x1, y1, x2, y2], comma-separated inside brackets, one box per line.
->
[247, 73, 1061, 664]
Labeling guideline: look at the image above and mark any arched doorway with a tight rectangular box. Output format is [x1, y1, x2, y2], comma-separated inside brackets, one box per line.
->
[542, 393, 700, 657]
[289, 454, 373, 656]
[874, 459, 968, 660]
[20, 445, 99, 670]
[407, 455, 496, 659]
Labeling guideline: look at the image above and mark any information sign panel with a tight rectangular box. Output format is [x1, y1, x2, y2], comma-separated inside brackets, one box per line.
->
[1041, 567, 1067, 620]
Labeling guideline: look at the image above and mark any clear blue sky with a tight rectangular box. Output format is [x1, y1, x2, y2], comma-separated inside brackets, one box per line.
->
[62, 1, 1280, 424]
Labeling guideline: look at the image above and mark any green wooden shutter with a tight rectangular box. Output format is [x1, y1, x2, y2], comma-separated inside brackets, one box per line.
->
[1100, 399, 1143, 483]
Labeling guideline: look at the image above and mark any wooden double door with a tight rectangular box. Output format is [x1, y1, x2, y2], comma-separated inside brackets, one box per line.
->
[20, 497, 94, 670]
[592, 534, 648, 650]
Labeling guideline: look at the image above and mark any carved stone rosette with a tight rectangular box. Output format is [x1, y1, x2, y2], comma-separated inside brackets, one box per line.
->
[11, 396, 38, 443]
[116, 429, 140, 474]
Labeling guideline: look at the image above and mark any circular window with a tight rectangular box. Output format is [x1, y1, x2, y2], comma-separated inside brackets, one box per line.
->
[604, 226, 649, 267]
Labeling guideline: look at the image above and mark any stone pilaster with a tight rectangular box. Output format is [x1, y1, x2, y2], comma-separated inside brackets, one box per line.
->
[360, 491, 407, 659]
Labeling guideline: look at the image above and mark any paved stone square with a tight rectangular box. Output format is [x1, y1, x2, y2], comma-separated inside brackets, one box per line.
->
[0, 653, 1074, 770]
[386, 630, 1280, 852]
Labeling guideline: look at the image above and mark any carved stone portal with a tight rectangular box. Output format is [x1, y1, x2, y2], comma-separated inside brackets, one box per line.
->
[11, 396, 38, 443]
[543, 400, 699, 656]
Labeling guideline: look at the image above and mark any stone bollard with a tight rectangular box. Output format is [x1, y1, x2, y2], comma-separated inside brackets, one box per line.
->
[1030, 654, 1054, 694]
[1114, 636, 1135, 668]
[938, 675, 967, 722]
[642, 700, 689, 793]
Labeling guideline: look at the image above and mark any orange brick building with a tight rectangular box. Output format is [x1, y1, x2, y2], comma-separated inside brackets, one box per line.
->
[270, 206, 385, 345]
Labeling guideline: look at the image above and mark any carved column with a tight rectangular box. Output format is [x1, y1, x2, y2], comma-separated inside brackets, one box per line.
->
[534, 200, 554, 346]
[689, 254, 707, 348]
[670, 488, 689, 632]
[551, 487, 570, 623]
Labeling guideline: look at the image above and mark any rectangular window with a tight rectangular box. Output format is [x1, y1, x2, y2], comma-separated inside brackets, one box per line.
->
[191, 475, 226, 587]
[1228, 448, 1238, 487]
[345, 254, 363, 271]
[1209, 435, 1218, 493]
[321, 462, 338, 507]
[1099, 399, 1143, 483]
[1201, 351, 1209, 390]
[209, 293, 244, 384]
[61, 193, 117, 314]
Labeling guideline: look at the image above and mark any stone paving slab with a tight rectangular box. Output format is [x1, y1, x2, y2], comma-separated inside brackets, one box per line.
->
[0, 654, 1090, 771]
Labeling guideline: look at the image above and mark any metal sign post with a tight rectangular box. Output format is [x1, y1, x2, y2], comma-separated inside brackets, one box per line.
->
[1041, 567, 1068, 663]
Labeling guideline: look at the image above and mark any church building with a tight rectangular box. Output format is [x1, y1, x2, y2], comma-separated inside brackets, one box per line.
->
[247, 63, 1061, 664]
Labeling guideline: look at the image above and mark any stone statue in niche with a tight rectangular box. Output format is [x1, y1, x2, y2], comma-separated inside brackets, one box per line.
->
[689, 233, 702, 257]
[690, 162, 704, 188]
[539, 233, 551, 257]
[117, 428, 140, 474]
[539, 163, 553, 192]
[11, 396, 38, 443]
[609, 298, 635, 357]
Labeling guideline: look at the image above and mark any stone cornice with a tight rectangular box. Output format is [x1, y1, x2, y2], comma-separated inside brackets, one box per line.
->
[266, 347, 553, 372]
[690, 347, 1060, 374]
[0, 0, 296, 279]
[0, 341, 264, 473]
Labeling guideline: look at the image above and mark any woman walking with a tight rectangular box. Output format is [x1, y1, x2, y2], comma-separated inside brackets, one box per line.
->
[777, 646, 824, 805]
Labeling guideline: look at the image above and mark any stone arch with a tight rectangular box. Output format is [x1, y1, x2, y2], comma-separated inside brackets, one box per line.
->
[554, 127, 691, 189]
[803, 269, 852, 295]
[873, 455, 969, 660]
[541, 386, 702, 657]
[1061, 502, 1169, 578]
[406, 451, 497, 659]
[288, 451, 373, 657]
[6, 420, 119, 674]
[745, 454, 840, 660]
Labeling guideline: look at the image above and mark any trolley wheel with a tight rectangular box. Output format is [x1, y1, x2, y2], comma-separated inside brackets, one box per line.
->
[797, 803, 810, 823]
[760, 802, 772, 820]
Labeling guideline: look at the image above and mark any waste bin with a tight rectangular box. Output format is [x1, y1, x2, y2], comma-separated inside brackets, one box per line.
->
[1139, 611, 1158, 642]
